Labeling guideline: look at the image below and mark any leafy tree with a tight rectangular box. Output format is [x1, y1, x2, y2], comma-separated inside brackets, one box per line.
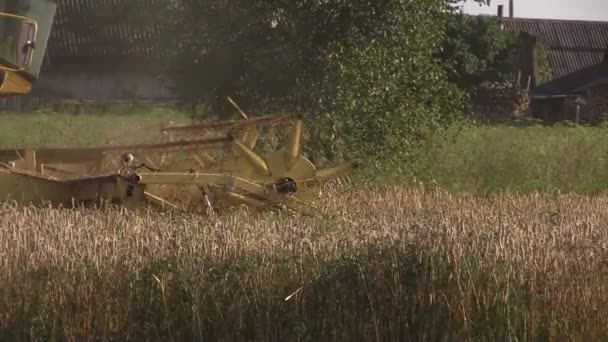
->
[436, 14, 520, 94]
[301, 1, 467, 175]
[89, 0, 488, 177]
[72, 0, 518, 178]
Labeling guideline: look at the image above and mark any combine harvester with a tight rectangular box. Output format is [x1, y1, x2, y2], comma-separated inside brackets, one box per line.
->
[0, 0, 55, 96]
[0, 1, 354, 212]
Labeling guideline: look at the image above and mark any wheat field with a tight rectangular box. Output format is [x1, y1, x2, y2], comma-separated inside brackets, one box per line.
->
[0, 186, 606, 341]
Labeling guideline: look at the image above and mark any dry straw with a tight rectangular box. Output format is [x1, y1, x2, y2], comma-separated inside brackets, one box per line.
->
[0, 186, 606, 340]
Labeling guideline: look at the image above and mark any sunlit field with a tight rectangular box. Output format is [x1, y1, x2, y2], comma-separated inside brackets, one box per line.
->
[0, 187, 606, 340]
[2, 111, 608, 340]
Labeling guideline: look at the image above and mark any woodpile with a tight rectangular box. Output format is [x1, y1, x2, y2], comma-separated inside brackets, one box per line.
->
[588, 84, 608, 124]
[473, 81, 530, 123]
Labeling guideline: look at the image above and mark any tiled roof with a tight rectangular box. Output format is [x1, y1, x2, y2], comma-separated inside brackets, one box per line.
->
[502, 17, 608, 79]
[46, 0, 164, 59]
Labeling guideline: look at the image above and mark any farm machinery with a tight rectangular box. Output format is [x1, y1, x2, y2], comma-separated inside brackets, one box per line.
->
[0, 112, 355, 212]
[0, 0, 56, 96]
[0, 0, 354, 212]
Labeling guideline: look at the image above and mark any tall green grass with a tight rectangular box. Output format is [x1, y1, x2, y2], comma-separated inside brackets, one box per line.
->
[415, 123, 608, 195]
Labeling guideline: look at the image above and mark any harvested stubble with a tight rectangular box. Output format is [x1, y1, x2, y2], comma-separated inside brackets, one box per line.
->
[0, 187, 607, 341]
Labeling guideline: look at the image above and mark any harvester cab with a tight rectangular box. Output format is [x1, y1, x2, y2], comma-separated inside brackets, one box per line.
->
[0, 0, 56, 96]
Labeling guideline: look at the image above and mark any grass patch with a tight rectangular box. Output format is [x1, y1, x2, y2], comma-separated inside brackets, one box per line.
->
[0, 109, 191, 148]
[415, 123, 608, 195]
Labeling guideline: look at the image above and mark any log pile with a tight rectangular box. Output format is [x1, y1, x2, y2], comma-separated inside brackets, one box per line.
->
[473, 81, 530, 123]
[588, 84, 608, 124]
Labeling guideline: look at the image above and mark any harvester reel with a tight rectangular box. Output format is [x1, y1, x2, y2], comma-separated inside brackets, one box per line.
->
[203, 115, 351, 209]
[0, 113, 355, 213]
[219, 147, 320, 202]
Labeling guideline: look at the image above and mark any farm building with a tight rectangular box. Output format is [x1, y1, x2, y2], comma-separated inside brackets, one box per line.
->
[0, 0, 176, 111]
[501, 17, 608, 123]
[530, 55, 608, 124]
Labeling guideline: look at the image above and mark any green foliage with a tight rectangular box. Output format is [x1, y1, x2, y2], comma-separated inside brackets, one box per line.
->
[0, 109, 189, 148]
[534, 39, 553, 85]
[47, 0, 529, 179]
[305, 1, 467, 177]
[414, 123, 608, 195]
[156, 0, 307, 111]
[437, 14, 520, 94]
[155, 0, 470, 176]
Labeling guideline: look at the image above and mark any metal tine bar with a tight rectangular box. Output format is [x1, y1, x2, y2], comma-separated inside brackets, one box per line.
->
[144, 191, 184, 212]
[161, 113, 299, 133]
[96, 137, 232, 152]
[0, 137, 232, 159]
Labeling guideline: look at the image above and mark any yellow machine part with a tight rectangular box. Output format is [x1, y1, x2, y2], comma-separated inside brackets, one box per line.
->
[0, 167, 146, 207]
[0, 68, 32, 95]
[0, 112, 357, 212]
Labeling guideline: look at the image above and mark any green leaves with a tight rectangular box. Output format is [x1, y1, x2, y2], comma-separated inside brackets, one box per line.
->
[437, 14, 521, 95]
[304, 1, 466, 176]
[155, 0, 480, 178]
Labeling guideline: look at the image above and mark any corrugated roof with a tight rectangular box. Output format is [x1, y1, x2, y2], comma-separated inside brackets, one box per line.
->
[532, 60, 608, 96]
[43, 4, 608, 80]
[46, 0, 164, 59]
[503, 17, 608, 79]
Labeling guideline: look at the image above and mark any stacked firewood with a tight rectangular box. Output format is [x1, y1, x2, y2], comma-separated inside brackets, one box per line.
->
[588, 85, 608, 124]
[473, 81, 530, 122]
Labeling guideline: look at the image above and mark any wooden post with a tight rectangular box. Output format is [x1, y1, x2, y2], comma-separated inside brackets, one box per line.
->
[516, 70, 522, 88]
[23, 150, 38, 172]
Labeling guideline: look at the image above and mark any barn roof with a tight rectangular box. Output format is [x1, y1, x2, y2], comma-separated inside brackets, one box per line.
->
[532, 58, 608, 97]
[502, 17, 608, 79]
[43, 3, 608, 80]
[46, 0, 164, 60]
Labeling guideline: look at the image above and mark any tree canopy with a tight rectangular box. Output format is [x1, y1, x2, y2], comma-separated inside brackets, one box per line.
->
[107, 0, 519, 176]
[437, 14, 520, 93]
